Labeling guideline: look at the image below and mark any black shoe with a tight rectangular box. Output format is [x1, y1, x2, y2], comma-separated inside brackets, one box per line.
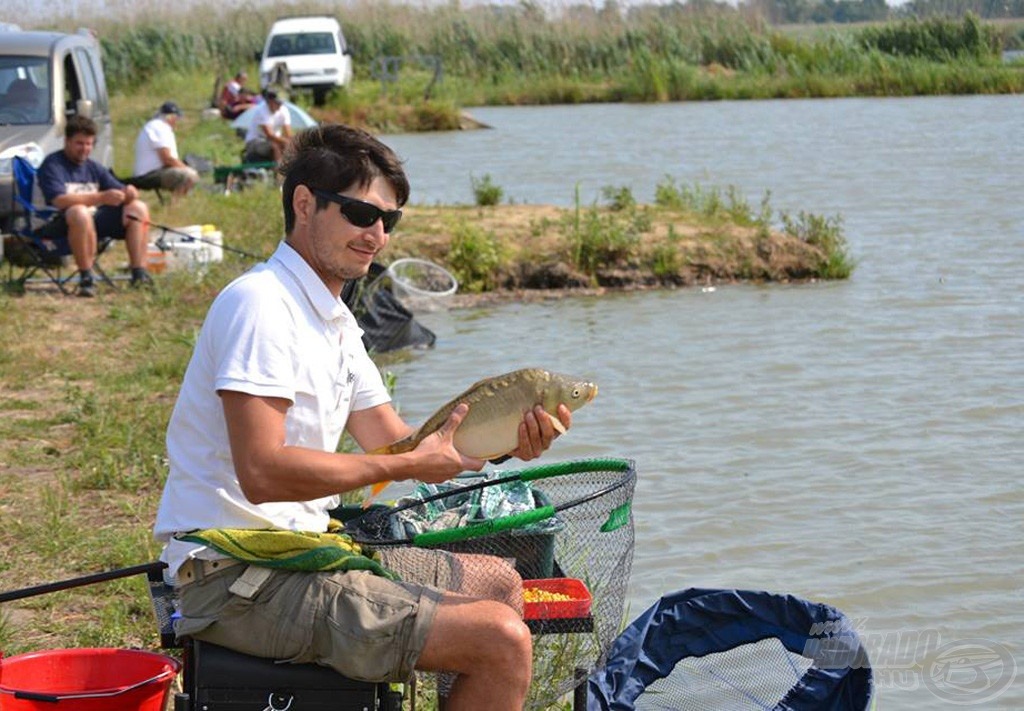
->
[130, 270, 154, 289]
[77, 280, 96, 298]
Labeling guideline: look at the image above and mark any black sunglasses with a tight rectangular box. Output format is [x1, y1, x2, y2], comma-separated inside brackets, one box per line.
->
[312, 189, 402, 234]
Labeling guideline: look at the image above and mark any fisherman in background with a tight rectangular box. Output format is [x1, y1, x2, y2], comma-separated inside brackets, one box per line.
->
[242, 88, 292, 164]
[154, 124, 574, 710]
[37, 115, 152, 296]
[218, 70, 258, 120]
[131, 101, 200, 199]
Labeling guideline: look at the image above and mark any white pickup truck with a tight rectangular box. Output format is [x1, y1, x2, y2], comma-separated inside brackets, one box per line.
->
[257, 16, 354, 106]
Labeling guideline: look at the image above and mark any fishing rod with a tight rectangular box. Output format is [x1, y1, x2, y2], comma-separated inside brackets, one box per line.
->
[0, 561, 167, 603]
[127, 214, 265, 261]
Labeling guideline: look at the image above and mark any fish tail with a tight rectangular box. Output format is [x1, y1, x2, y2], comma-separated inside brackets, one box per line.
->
[362, 480, 391, 509]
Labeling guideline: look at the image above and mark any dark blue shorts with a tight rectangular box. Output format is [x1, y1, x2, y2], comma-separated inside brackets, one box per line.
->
[36, 205, 127, 240]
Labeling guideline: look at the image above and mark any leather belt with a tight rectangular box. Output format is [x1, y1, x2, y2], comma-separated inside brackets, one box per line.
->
[177, 557, 245, 586]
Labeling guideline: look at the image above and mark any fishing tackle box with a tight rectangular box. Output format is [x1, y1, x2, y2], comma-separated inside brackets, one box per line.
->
[183, 639, 397, 711]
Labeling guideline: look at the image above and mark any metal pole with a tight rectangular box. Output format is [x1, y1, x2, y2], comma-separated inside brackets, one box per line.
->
[0, 561, 166, 603]
[127, 214, 265, 260]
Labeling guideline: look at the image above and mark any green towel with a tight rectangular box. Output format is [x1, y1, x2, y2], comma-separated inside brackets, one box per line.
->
[178, 521, 397, 580]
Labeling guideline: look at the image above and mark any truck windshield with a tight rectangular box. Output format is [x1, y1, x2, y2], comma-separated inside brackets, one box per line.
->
[267, 32, 337, 57]
[0, 56, 51, 125]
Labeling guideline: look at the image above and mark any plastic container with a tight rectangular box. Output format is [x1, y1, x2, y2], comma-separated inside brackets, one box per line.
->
[0, 648, 180, 711]
[146, 243, 171, 273]
[199, 224, 224, 263]
[522, 578, 592, 620]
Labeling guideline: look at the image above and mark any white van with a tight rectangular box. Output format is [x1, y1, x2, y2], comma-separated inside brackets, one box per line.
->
[0, 25, 113, 233]
[257, 16, 353, 106]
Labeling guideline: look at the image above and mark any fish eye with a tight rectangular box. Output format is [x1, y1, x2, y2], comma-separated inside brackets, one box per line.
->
[572, 388, 581, 398]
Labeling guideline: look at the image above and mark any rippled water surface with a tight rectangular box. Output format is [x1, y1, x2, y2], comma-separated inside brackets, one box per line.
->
[382, 95, 1024, 709]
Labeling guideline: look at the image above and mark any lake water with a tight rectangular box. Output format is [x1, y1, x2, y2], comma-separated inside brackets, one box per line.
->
[382, 95, 1024, 709]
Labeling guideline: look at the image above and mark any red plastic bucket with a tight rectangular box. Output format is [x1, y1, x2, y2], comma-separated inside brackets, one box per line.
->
[0, 648, 180, 711]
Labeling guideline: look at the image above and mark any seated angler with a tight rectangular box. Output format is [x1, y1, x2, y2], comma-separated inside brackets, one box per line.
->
[36, 115, 152, 296]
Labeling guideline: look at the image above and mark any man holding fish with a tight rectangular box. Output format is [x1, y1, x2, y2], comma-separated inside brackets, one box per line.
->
[153, 124, 594, 710]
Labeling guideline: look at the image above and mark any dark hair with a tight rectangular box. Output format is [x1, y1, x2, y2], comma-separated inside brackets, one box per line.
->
[65, 115, 97, 139]
[278, 124, 410, 235]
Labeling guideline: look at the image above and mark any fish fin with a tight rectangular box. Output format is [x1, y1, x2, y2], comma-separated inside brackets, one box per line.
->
[362, 480, 391, 509]
[545, 411, 567, 435]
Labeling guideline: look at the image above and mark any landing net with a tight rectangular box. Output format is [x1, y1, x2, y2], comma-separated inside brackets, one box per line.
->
[345, 458, 636, 709]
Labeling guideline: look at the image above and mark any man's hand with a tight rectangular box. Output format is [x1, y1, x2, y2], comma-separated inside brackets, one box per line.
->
[413, 403, 485, 482]
[509, 403, 572, 462]
[99, 188, 126, 206]
[124, 184, 139, 203]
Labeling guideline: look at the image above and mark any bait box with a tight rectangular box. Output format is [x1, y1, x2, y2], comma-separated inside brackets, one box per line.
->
[522, 577, 592, 620]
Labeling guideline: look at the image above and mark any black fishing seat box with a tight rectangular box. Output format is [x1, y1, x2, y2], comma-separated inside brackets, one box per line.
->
[147, 567, 401, 711]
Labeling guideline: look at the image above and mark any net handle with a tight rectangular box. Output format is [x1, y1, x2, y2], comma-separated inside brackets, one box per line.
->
[369, 457, 633, 520]
[410, 468, 635, 546]
[413, 506, 556, 546]
[519, 457, 632, 482]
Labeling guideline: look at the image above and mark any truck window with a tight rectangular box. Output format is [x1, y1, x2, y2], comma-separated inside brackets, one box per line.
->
[74, 47, 102, 113]
[0, 55, 50, 124]
[62, 52, 83, 116]
[268, 32, 336, 57]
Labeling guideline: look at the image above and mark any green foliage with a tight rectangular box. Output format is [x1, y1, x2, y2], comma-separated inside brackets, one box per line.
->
[563, 187, 643, 275]
[29, 1, 1021, 105]
[654, 176, 758, 225]
[471, 173, 504, 207]
[857, 13, 1002, 62]
[601, 185, 637, 212]
[780, 210, 855, 278]
[649, 240, 683, 279]
[446, 220, 508, 292]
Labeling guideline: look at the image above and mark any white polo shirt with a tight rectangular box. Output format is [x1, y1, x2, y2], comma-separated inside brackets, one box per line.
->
[133, 116, 178, 176]
[244, 101, 291, 144]
[154, 241, 390, 581]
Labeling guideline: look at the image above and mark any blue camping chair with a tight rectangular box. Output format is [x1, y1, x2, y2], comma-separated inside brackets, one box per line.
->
[4, 155, 116, 294]
[588, 588, 874, 711]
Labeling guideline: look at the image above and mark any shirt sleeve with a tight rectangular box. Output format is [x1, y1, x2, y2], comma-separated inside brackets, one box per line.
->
[96, 163, 125, 191]
[206, 278, 298, 402]
[36, 156, 65, 204]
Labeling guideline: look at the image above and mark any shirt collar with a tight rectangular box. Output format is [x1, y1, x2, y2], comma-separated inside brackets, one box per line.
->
[270, 241, 353, 327]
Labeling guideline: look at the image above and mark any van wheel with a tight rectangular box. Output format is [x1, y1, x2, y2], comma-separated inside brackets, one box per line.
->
[312, 87, 329, 107]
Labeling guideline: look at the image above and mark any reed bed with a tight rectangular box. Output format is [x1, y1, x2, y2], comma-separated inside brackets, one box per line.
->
[17, 2, 1023, 106]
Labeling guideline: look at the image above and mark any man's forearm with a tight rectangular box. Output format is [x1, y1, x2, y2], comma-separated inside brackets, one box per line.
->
[52, 192, 100, 210]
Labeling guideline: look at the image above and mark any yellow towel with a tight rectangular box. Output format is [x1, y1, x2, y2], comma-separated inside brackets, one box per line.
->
[178, 521, 397, 580]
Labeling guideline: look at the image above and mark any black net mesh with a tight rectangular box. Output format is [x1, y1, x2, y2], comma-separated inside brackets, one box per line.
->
[345, 458, 636, 709]
[636, 638, 815, 710]
[340, 262, 437, 353]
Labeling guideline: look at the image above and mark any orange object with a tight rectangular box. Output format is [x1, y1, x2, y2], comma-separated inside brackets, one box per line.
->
[522, 578, 592, 620]
[147, 245, 168, 273]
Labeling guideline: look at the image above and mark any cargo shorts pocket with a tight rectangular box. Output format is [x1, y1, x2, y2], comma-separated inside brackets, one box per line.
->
[311, 572, 423, 683]
[183, 568, 315, 661]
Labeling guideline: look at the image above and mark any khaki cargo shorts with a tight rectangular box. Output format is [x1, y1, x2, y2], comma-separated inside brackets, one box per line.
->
[175, 548, 457, 682]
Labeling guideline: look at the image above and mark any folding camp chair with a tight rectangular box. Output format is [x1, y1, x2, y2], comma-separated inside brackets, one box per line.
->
[4, 155, 116, 294]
